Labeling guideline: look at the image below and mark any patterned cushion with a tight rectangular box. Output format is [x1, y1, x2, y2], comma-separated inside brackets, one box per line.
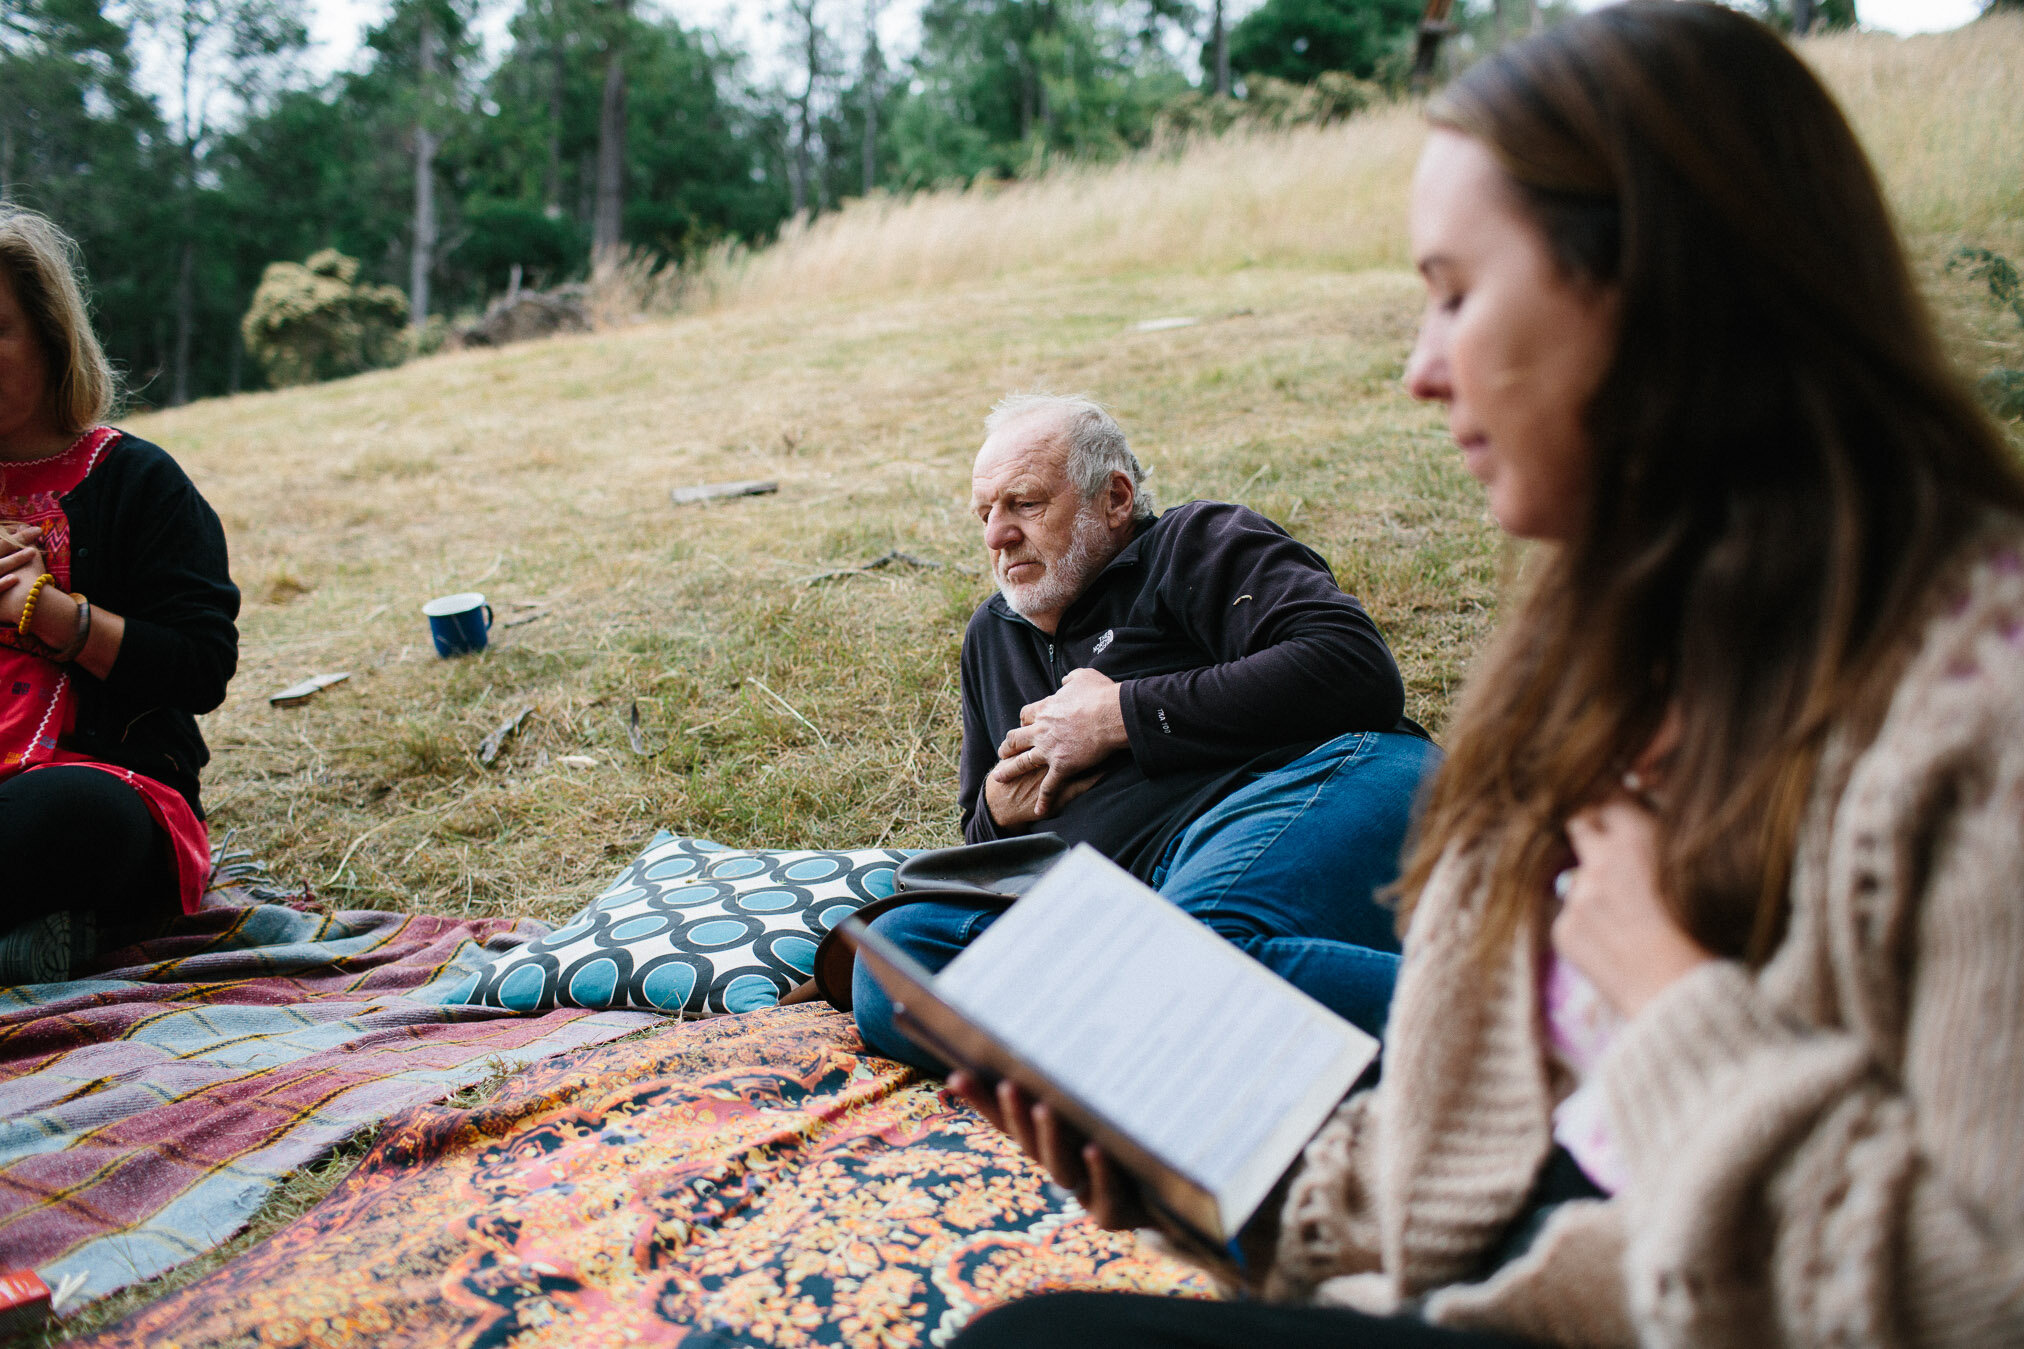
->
[443, 833, 910, 1015]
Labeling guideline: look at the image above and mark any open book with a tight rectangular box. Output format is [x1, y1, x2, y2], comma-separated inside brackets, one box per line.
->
[841, 844, 1379, 1248]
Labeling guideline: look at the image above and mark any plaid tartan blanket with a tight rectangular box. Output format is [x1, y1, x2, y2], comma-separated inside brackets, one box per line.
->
[79, 1003, 1211, 1348]
[0, 894, 654, 1307]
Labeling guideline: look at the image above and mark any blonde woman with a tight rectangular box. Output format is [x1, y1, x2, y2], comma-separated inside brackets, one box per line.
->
[950, 4, 2024, 1345]
[0, 207, 238, 982]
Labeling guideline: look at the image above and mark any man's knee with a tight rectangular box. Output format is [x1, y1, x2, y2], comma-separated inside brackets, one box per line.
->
[849, 900, 1000, 1071]
[1309, 730, 1443, 847]
[1159, 731, 1440, 951]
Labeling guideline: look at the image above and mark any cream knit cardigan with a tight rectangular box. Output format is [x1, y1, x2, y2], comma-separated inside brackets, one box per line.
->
[1264, 535, 2024, 1348]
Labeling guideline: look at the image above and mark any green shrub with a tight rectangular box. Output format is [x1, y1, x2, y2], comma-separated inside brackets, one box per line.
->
[404, 313, 452, 361]
[1227, 0, 1421, 85]
[1156, 71, 1380, 140]
[449, 201, 584, 294]
[1949, 246, 2024, 420]
[1949, 246, 2024, 326]
[241, 250, 410, 388]
[1982, 369, 2024, 420]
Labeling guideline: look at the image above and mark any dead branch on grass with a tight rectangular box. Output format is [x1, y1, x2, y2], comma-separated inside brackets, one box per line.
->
[794, 549, 971, 585]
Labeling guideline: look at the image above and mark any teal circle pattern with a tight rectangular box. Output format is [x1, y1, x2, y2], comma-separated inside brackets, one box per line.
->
[454, 834, 917, 1015]
[567, 956, 622, 1006]
[497, 961, 551, 1012]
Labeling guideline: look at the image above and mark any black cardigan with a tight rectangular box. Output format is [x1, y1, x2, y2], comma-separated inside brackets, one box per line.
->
[58, 432, 239, 817]
[958, 499, 1408, 880]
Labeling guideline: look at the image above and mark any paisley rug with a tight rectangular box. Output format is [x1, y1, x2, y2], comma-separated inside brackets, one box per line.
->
[78, 1004, 1214, 1347]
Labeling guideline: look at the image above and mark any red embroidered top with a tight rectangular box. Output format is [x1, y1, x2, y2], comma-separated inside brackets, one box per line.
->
[1, 429, 211, 912]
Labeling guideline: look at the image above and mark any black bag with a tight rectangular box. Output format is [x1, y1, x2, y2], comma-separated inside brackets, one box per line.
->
[808, 834, 1070, 1011]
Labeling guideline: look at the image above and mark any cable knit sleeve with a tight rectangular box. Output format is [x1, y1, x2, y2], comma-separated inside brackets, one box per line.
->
[1598, 550, 2024, 1349]
[1266, 1091, 1387, 1300]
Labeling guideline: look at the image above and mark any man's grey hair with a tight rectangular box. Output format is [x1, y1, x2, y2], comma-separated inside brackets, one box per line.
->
[985, 392, 1157, 521]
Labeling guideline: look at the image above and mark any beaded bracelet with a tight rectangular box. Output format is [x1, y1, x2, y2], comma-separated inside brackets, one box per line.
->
[16, 572, 54, 638]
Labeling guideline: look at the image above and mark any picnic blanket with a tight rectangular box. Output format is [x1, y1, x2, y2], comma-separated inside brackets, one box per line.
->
[0, 895, 655, 1306]
[81, 1003, 1215, 1348]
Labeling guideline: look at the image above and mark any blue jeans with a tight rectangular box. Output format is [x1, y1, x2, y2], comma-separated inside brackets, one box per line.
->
[852, 730, 1442, 1073]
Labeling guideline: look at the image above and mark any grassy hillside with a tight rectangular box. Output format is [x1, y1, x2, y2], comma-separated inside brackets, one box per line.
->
[130, 16, 2024, 929]
[706, 15, 2024, 304]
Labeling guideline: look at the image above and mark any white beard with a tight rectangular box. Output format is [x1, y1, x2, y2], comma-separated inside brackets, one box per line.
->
[997, 503, 1112, 622]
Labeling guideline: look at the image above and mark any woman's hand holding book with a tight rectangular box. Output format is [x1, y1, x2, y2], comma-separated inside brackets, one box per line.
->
[947, 1071, 1151, 1231]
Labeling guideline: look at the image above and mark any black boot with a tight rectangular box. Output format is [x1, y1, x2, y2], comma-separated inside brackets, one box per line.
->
[0, 909, 98, 986]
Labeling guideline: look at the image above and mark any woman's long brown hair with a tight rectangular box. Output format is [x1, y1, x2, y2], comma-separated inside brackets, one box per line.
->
[1397, 2, 2024, 961]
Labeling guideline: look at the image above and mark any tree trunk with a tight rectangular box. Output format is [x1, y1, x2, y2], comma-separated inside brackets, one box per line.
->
[171, 237, 194, 407]
[171, 28, 198, 409]
[861, 0, 883, 196]
[1212, 0, 1229, 97]
[1410, 0, 1457, 89]
[787, 0, 823, 216]
[861, 82, 878, 196]
[1791, 0, 1816, 36]
[545, 1, 565, 218]
[806, 17, 825, 211]
[1018, 60, 1034, 143]
[592, 0, 630, 269]
[1, 116, 13, 201]
[410, 10, 438, 328]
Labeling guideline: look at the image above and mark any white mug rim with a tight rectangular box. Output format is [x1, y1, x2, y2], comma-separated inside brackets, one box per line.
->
[422, 592, 488, 618]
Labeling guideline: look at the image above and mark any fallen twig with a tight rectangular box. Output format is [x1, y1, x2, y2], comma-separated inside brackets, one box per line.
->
[478, 705, 536, 766]
[269, 672, 351, 707]
[327, 815, 402, 885]
[671, 479, 778, 506]
[795, 549, 964, 585]
[746, 676, 830, 748]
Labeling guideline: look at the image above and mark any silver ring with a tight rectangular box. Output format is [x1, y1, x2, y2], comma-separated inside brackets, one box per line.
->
[1553, 868, 1576, 902]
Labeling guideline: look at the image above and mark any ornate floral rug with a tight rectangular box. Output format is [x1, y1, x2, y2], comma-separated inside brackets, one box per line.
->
[79, 1004, 1214, 1348]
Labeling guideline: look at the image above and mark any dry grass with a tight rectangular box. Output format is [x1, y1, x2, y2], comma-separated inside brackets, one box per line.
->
[133, 266, 1487, 924]
[41, 15, 2024, 1341]
[1803, 15, 2024, 252]
[703, 106, 1427, 306]
[698, 17, 2024, 310]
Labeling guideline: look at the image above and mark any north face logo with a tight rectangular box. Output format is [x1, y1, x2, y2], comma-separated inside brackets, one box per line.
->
[1092, 629, 1115, 655]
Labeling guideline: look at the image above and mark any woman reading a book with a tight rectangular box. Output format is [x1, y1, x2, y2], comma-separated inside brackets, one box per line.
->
[948, 3, 2024, 1345]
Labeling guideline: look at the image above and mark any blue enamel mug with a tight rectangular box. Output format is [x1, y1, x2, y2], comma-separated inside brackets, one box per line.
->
[423, 592, 493, 657]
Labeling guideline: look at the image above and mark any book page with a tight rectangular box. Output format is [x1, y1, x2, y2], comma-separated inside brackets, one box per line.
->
[934, 846, 1376, 1231]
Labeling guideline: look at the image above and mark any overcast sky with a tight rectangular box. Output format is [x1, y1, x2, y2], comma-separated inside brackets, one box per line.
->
[296, 0, 1989, 84]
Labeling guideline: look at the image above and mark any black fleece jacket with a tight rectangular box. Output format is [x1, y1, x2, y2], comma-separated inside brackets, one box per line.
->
[58, 432, 239, 816]
[958, 499, 1407, 880]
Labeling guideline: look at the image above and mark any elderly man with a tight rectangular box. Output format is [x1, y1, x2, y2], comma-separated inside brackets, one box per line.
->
[853, 393, 1440, 1070]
